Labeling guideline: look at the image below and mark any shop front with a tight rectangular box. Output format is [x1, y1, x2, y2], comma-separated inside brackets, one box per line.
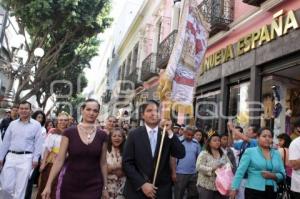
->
[260, 57, 300, 140]
[195, 8, 300, 140]
[196, 90, 221, 132]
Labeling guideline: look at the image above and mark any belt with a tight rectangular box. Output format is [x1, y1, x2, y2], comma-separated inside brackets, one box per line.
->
[8, 150, 32, 154]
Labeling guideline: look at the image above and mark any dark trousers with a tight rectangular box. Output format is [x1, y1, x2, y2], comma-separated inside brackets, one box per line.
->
[197, 186, 228, 199]
[36, 163, 58, 199]
[25, 166, 40, 199]
[292, 191, 300, 199]
[25, 158, 41, 199]
[245, 186, 277, 199]
[174, 174, 198, 199]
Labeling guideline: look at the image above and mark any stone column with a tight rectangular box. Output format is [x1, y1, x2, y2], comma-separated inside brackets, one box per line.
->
[218, 77, 229, 133]
[249, 65, 262, 127]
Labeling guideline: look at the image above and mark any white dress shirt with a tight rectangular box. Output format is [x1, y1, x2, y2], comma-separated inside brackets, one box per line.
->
[144, 124, 174, 156]
[145, 124, 158, 157]
[0, 118, 43, 162]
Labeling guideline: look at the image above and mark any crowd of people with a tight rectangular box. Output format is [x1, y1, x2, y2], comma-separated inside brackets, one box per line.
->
[0, 99, 300, 199]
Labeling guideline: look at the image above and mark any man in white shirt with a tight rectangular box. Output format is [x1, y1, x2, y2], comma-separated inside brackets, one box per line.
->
[289, 136, 300, 198]
[0, 101, 43, 199]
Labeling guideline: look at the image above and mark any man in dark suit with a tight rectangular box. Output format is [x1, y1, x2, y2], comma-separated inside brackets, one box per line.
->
[0, 104, 18, 140]
[122, 100, 185, 199]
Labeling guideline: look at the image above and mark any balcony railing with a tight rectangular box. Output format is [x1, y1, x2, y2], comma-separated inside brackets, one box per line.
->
[116, 84, 127, 101]
[156, 30, 178, 69]
[126, 68, 138, 89]
[141, 53, 160, 82]
[115, 77, 136, 101]
[126, 68, 142, 90]
[242, 0, 266, 6]
[199, 0, 234, 36]
[102, 90, 112, 104]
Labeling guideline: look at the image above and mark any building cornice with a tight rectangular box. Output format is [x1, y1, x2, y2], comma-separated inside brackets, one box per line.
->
[117, 0, 151, 54]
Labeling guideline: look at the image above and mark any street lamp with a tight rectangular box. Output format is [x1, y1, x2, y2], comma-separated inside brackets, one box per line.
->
[34, 47, 45, 58]
[0, 33, 44, 109]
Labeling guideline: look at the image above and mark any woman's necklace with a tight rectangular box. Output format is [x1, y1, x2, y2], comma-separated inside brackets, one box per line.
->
[78, 123, 96, 144]
[113, 147, 120, 161]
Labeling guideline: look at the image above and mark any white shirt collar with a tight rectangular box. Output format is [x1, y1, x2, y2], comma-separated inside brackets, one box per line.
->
[145, 124, 158, 134]
[18, 118, 32, 123]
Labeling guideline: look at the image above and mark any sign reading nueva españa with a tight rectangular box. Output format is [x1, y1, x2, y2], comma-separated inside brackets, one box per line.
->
[201, 10, 299, 74]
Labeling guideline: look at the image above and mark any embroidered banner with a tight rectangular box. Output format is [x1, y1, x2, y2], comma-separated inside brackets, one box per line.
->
[165, 0, 208, 105]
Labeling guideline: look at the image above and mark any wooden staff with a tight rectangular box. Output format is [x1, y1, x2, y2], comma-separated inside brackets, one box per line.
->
[152, 125, 167, 186]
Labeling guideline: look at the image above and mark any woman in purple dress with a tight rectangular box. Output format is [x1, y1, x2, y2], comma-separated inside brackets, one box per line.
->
[42, 99, 109, 199]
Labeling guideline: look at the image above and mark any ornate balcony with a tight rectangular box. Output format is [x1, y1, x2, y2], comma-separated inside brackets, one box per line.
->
[126, 68, 139, 89]
[156, 30, 178, 69]
[198, 0, 234, 36]
[116, 79, 135, 101]
[242, 0, 266, 6]
[141, 53, 160, 82]
[117, 84, 127, 101]
[102, 90, 112, 104]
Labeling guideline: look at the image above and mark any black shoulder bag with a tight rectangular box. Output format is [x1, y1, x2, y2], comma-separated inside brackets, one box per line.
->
[276, 148, 291, 199]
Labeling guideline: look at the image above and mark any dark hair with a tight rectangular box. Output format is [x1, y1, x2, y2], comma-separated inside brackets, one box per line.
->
[194, 129, 207, 146]
[257, 127, 274, 137]
[184, 126, 195, 133]
[205, 133, 223, 157]
[235, 126, 243, 133]
[277, 133, 292, 148]
[12, 104, 19, 109]
[107, 128, 126, 154]
[249, 125, 259, 134]
[19, 101, 32, 109]
[220, 133, 228, 138]
[32, 110, 46, 126]
[140, 100, 159, 115]
[45, 120, 55, 131]
[81, 99, 100, 111]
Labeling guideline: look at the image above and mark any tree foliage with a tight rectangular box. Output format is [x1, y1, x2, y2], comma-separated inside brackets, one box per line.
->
[1, 0, 111, 109]
[54, 93, 86, 121]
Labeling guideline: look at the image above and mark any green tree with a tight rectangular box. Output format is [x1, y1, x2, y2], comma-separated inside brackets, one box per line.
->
[35, 36, 99, 109]
[1, 0, 111, 108]
[53, 93, 86, 121]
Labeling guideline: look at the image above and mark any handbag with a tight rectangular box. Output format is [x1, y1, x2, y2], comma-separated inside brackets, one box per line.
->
[277, 149, 291, 199]
[215, 163, 234, 196]
[277, 175, 291, 199]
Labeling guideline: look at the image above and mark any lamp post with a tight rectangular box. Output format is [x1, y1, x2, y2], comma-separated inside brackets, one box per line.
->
[0, 33, 44, 109]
